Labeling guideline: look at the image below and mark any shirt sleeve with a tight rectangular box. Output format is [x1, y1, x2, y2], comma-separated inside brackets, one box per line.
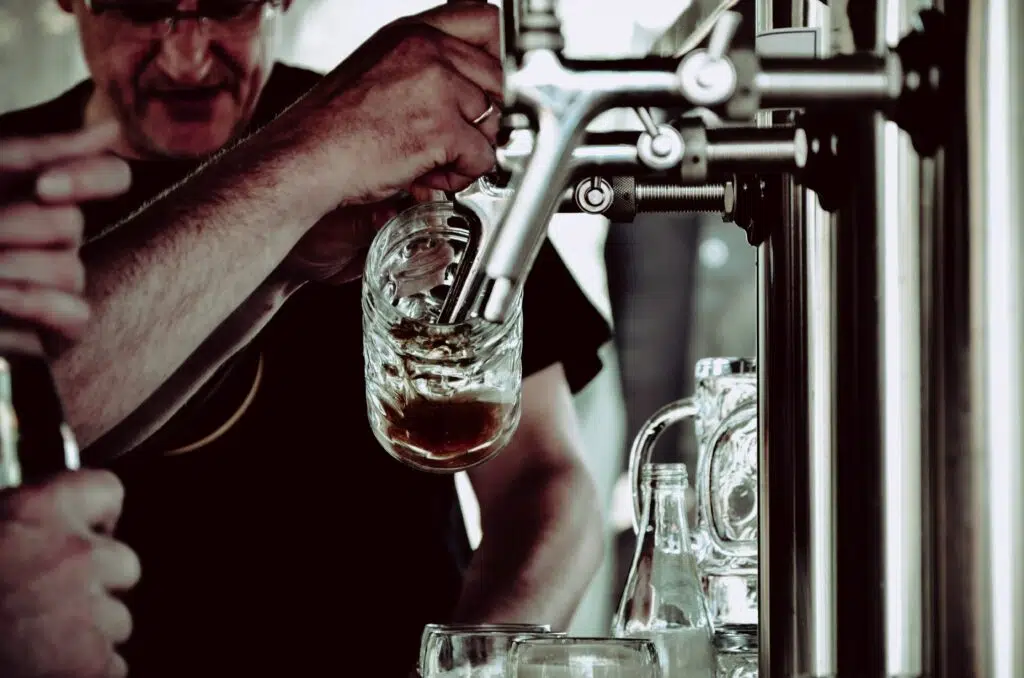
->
[520, 239, 613, 394]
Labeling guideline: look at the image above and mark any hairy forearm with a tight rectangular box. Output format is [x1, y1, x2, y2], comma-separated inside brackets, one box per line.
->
[452, 466, 606, 630]
[52, 125, 331, 448]
[83, 272, 305, 461]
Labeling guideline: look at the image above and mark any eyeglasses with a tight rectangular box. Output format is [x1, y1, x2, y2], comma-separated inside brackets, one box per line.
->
[83, 0, 283, 40]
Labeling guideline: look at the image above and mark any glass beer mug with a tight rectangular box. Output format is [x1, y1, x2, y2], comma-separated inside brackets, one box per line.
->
[627, 357, 758, 628]
[362, 202, 524, 473]
[713, 625, 759, 678]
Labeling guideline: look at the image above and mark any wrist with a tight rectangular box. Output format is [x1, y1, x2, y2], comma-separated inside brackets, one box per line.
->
[257, 95, 367, 223]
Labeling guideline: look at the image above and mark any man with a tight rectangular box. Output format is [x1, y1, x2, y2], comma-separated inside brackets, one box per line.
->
[0, 1, 611, 676]
[0, 125, 141, 678]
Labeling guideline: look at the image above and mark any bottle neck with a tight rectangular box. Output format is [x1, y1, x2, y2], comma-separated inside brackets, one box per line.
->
[640, 475, 693, 547]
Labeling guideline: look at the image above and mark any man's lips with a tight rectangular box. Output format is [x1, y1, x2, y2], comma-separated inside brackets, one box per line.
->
[147, 86, 228, 101]
[144, 88, 230, 121]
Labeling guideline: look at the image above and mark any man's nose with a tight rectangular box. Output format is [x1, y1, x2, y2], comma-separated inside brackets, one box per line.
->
[154, 20, 214, 84]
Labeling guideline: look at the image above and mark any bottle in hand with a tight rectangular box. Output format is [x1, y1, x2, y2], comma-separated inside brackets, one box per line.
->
[0, 326, 80, 490]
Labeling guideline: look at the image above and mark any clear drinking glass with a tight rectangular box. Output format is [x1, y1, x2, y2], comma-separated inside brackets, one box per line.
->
[362, 203, 524, 473]
[417, 623, 555, 677]
[507, 637, 661, 678]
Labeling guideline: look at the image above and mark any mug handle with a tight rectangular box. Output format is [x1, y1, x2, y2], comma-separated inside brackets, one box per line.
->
[628, 397, 700, 534]
[698, 401, 758, 559]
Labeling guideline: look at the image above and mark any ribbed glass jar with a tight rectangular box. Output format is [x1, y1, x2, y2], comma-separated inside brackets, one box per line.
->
[362, 203, 523, 473]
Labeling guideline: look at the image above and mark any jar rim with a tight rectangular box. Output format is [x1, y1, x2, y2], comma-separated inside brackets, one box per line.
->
[362, 201, 522, 336]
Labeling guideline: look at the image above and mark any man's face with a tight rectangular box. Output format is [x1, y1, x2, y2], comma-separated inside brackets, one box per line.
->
[66, 0, 288, 159]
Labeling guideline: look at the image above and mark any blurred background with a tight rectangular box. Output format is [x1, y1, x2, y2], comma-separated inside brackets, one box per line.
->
[0, 0, 756, 636]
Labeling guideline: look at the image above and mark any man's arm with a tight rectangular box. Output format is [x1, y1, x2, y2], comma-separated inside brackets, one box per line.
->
[83, 269, 305, 459]
[455, 363, 606, 629]
[51, 124, 335, 450]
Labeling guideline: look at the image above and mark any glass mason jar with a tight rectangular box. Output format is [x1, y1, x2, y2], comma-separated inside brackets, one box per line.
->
[362, 202, 524, 473]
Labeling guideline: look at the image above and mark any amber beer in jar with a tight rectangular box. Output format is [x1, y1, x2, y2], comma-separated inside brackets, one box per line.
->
[362, 203, 523, 472]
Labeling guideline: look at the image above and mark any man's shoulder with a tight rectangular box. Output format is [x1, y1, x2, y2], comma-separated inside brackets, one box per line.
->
[0, 81, 92, 140]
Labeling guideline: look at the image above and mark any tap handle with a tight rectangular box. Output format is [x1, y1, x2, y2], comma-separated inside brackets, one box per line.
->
[706, 10, 743, 62]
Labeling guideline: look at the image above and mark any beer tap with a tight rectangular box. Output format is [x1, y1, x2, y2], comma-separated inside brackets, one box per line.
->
[440, 0, 945, 326]
[442, 115, 802, 324]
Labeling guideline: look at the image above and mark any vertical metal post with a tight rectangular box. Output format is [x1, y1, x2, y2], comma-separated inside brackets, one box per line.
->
[876, 1, 927, 676]
[755, 1, 838, 676]
[955, 0, 1024, 675]
[918, 1, 1024, 676]
[759, 0, 930, 675]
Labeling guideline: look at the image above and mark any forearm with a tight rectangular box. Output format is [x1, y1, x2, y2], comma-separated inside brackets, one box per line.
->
[84, 271, 305, 461]
[452, 465, 606, 630]
[51, 124, 332, 448]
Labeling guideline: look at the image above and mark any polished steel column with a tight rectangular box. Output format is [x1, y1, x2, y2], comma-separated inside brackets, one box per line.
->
[825, 0, 928, 675]
[758, 0, 930, 675]
[876, 1, 927, 676]
[946, 2, 1024, 675]
[756, 1, 839, 676]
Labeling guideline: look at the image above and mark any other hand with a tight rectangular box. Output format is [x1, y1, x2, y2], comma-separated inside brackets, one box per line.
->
[0, 123, 131, 340]
[0, 470, 141, 678]
[290, 1, 502, 208]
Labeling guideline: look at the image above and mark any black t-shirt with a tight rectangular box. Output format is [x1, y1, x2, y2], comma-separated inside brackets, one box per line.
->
[0, 64, 612, 677]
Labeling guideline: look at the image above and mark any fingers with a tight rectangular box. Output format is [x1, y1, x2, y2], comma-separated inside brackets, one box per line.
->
[0, 470, 124, 538]
[105, 652, 130, 678]
[0, 202, 84, 248]
[437, 32, 504, 104]
[416, 2, 501, 58]
[473, 104, 502, 143]
[35, 154, 132, 204]
[92, 535, 142, 592]
[0, 285, 91, 341]
[0, 121, 122, 173]
[0, 249, 85, 293]
[92, 594, 134, 645]
[53, 469, 126, 536]
[454, 87, 500, 146]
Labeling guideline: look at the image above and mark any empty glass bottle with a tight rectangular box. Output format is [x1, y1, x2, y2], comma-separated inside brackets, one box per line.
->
[613, 463, 714, 678]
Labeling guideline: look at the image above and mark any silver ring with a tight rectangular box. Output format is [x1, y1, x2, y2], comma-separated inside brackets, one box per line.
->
[471, 101, 497, 126]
